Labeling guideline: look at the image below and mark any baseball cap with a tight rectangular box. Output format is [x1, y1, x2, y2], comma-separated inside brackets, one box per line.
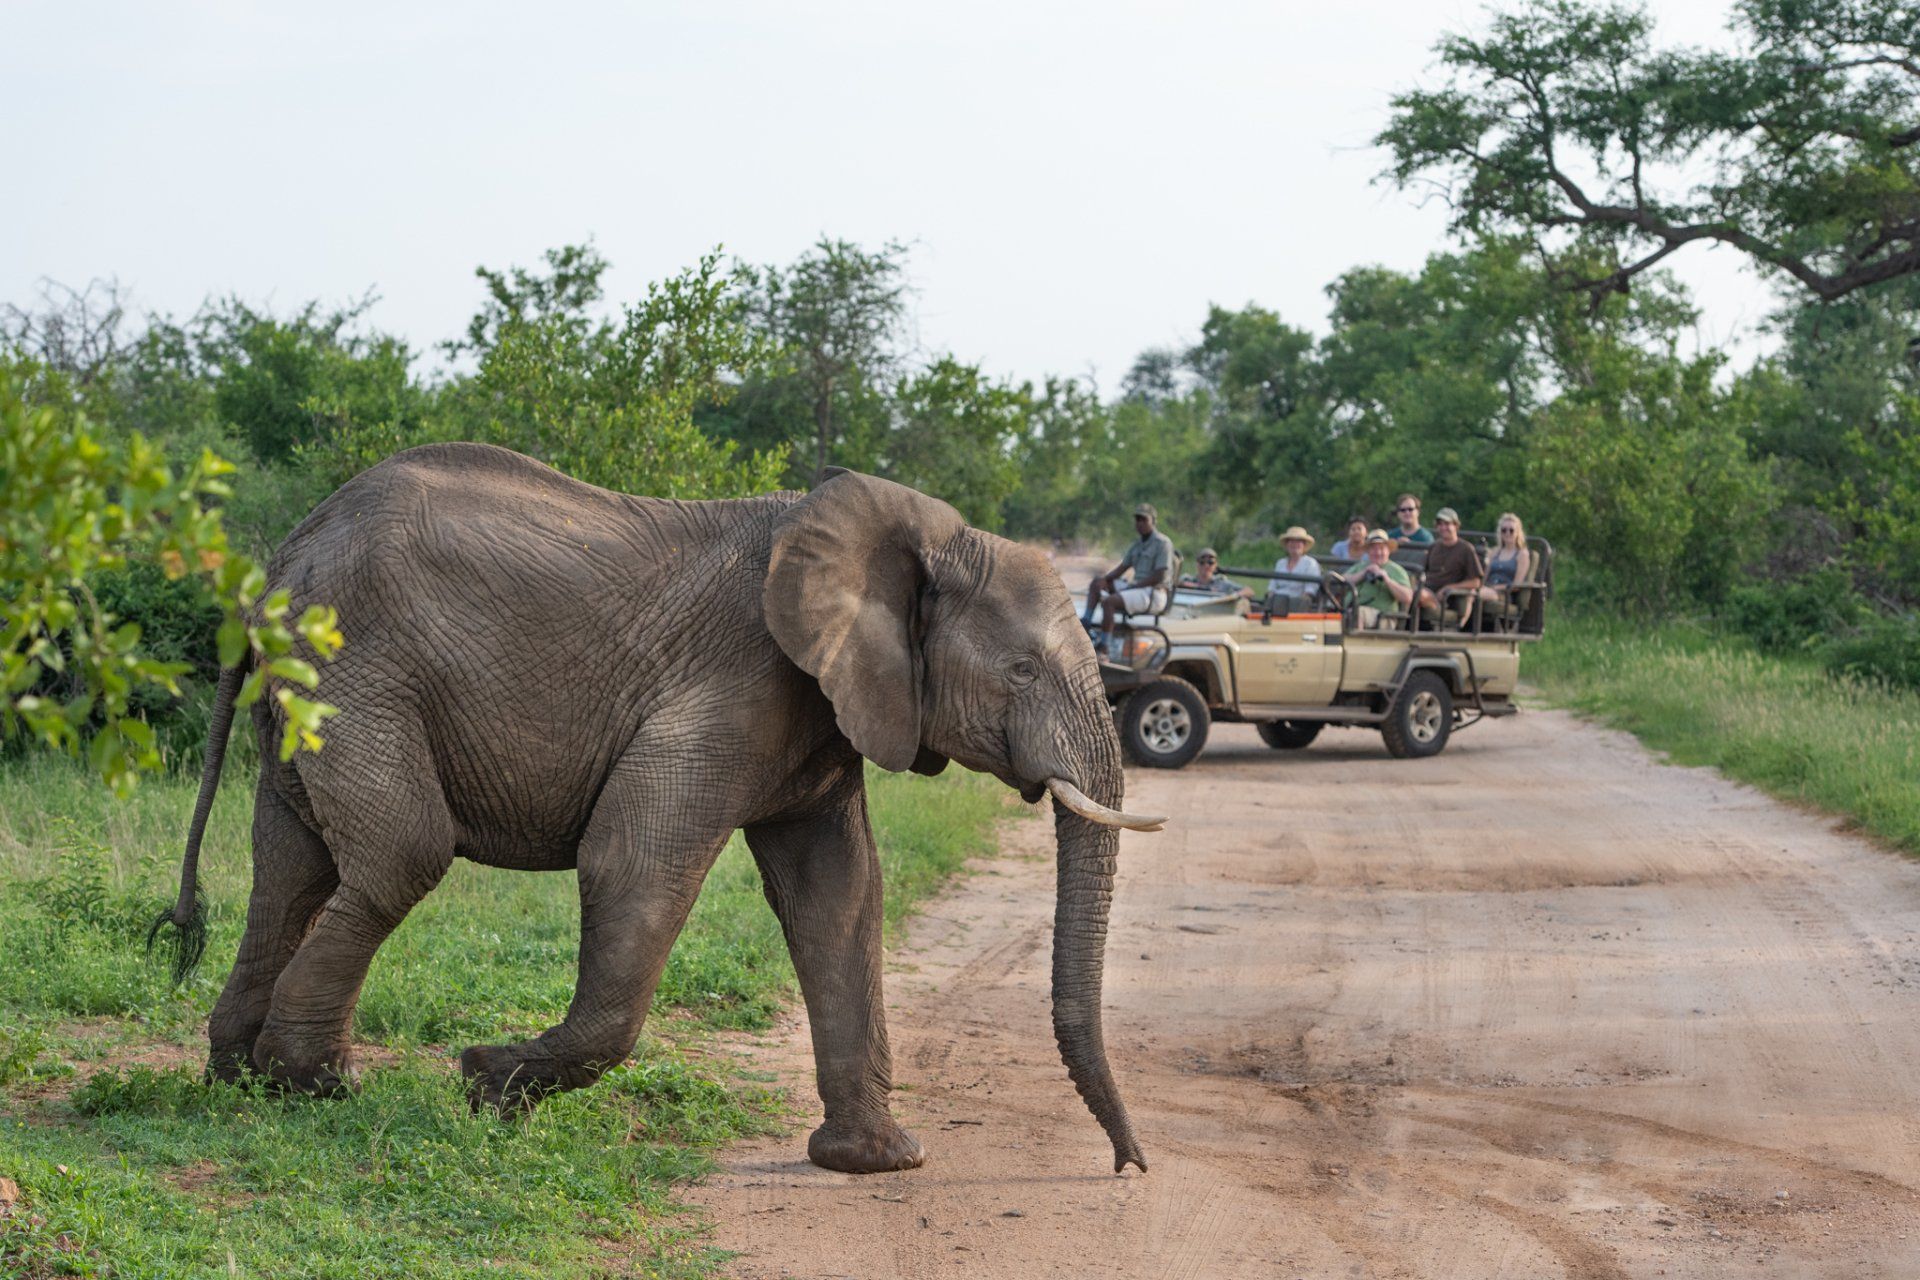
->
[1434, 507, 1461, 525]
[1133, 503, 1157, 520]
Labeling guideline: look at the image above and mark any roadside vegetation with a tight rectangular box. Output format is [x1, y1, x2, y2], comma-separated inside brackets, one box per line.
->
[0, 761, 1010, 1278]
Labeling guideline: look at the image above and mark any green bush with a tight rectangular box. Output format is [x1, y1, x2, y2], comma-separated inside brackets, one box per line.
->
[1822, 614, 1920, 693]
[1723, 567, 1866, 652]
[0, 1023, 72, 1091]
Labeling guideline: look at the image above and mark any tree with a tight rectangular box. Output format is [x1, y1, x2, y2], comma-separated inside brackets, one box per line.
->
[449, 242, 611, 357]
[1184, 304, 1330, 527]
[2, 360, 341, 793]
[733, 238, 912, 482]
[417, 248, 784, 500]
[1, 278, 130, 387]
[1378, 0, 1920, 308]
[880, 358, 1025, 529]
[1001, 378, 1115, 540]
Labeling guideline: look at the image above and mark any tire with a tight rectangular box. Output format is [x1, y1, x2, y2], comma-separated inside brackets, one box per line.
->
[1381, 669, 1453, 759]
[1256, 720, 1323, 750]
[1116, 676, 1210, 769]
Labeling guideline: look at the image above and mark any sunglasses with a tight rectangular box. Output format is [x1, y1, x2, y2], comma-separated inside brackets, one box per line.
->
[1397, 506, 1417, 514]
[1198, 557, 1217, 564]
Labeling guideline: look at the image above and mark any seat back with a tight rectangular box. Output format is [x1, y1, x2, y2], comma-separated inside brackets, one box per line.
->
[1515, 541, 1551, 635]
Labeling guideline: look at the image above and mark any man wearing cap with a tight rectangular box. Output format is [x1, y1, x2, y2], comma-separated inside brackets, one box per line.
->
[1084, 503, 1175, 645]
[1268, 526, 1322, 600]
[1178, 548, 1253, 601]
[1419, 507, 1483, 625]
[1341, 529, 1414, 627]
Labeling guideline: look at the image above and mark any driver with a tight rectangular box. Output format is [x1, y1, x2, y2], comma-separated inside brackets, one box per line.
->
[1084, 503, 1174, 650]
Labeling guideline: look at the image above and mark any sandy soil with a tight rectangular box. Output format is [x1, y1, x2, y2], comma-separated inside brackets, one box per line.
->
[686, 701, 1920, 1279]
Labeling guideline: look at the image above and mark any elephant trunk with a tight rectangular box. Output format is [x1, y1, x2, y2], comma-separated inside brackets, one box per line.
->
[1049, 776, 1147, 1172]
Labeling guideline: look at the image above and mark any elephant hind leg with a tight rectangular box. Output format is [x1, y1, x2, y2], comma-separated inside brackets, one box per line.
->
[745, 770, 924, 1174]
[461, 744, 736, 1110]
[207, 781, 338, 1082]
[252, 755, 455, 1094]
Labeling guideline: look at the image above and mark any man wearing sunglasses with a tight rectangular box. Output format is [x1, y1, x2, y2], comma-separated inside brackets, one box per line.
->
[1178, 548, 1253, 601]
[1392, 493, 1434, 545]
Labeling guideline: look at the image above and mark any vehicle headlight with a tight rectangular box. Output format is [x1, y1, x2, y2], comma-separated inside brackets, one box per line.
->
[1121, 630, 1167, 665]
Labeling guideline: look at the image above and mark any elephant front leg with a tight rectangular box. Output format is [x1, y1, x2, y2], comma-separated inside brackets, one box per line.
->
[745, 775, 924, 1174]
[460, 754, 733, 1110]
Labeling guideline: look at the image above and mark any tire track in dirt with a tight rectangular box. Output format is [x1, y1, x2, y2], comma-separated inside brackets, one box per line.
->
[687, 708, 1920, 1278]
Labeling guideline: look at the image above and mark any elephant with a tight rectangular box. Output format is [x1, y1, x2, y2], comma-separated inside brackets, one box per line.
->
[157, 441, 1160, 1174]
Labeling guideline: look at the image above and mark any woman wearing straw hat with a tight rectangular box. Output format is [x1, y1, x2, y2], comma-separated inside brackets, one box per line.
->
[1268, 526, 1322, 600]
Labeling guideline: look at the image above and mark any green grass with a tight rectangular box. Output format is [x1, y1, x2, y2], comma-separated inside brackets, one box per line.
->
[0, 756, 1012, 1278]
[1531, 614, 1920, 853]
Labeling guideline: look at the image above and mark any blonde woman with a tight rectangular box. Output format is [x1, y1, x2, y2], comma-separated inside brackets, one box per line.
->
[1477, 512, 1531, 607]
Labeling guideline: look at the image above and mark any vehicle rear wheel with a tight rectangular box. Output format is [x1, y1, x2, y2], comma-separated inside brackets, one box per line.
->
[1116, 676, 1209, 769]
[1255, 720, 1323, 750]
[1381, 670, 1453, 759]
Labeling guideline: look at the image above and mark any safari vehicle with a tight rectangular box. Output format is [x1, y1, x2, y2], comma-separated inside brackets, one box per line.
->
[1097, 533, 1552, 767]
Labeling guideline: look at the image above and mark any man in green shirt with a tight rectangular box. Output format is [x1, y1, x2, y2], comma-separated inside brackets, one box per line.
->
[1343, 529, 1414, 627]
[1084, 503, 1174, 645]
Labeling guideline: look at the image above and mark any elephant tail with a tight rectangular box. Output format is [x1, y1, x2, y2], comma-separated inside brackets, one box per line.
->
[147, 659, 247, 985]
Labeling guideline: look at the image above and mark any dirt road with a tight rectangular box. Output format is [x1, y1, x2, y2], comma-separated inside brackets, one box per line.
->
[688, 710, 1920, 1278]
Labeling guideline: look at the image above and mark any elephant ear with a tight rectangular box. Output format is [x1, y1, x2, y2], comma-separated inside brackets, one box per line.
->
[764, 470, 967, 772]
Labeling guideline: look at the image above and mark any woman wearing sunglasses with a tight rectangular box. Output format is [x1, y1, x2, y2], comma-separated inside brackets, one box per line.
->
[1477, 512, 1531, 608]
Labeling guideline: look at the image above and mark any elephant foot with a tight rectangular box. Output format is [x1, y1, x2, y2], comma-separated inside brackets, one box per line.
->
[250, 1038, 358, 1097]
[808, 1117, 926, 1174]
[205, 1045, 257, 1085]
[460, 1044, 563, 1113]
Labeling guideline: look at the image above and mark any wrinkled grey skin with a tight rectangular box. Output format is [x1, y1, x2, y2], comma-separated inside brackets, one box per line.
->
[180, 442, 1145, 1174]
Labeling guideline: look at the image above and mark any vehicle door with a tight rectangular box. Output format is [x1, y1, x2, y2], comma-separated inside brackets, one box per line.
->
[1232, 604, 1340, 705]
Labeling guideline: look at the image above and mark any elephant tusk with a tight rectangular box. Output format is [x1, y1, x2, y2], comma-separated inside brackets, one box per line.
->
[1045, 778, 1168, 832]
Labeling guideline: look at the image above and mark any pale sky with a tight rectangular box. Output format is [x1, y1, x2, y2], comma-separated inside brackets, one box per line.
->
[6, 1, 1781, 390]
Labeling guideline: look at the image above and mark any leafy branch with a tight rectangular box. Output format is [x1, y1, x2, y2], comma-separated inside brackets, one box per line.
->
[2, 361, 340, 793]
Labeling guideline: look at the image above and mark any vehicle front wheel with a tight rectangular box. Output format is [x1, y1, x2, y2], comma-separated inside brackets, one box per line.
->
[1381, 670, 1453, 759]
[1116, 676, 1210, 768]
[1256, 720, 1323, 750]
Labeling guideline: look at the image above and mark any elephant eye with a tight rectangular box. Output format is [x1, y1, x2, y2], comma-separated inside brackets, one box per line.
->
[1006, 656, 1041, 686]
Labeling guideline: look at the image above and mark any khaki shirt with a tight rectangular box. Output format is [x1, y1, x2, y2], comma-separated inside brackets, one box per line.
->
[1119, 531, 1173, 585]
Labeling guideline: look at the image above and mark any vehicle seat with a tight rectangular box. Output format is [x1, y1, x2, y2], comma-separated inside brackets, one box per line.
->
[1484, 548, 1549, 634]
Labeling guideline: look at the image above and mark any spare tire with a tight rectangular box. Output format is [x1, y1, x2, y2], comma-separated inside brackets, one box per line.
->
[1256, 720, 1323, 750]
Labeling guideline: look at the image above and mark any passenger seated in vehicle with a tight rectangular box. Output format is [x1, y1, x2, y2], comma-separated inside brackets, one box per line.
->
[1477, 512, 1531, 609]
[1329, 516, 1370, 563]
[1418, 507, 1483, 625]
[1178, 548, 1253, 600]
[1268, 526, 1322, 602]
[1083, 502, 1174, 648]
[1392, 493, 1433, 545]
[1343, 529, 1414, 626]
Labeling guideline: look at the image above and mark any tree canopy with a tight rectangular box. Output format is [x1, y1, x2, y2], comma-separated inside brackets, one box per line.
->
[1378, 0, 1920, 307]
